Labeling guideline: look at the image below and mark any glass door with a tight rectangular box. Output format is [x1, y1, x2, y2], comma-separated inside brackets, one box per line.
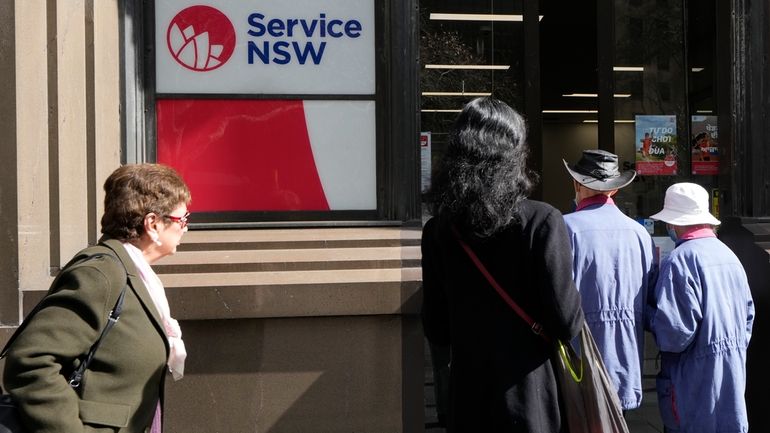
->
[538, 0, 722, 234]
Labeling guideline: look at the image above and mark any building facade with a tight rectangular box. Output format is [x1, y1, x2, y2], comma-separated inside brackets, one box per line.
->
[1, 1, 422, 432]
[1, 0, 769, 432]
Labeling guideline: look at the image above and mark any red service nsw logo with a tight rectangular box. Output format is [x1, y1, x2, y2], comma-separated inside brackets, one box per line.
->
[167, 6, 236, 72]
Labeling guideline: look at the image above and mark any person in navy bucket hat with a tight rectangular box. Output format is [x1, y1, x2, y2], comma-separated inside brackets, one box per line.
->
[563, 149, 637, 192]
[648, 182, 753, 433]
[562, 149, 657, 413]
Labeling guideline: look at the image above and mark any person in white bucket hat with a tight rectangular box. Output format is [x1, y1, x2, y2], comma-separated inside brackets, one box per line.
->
[649, 182, 754, 433]
[562, 149, 657, 413]
[650, 182, 721, 228]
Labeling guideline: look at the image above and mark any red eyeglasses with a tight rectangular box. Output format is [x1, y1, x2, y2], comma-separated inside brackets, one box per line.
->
[165, 211, 190, 228]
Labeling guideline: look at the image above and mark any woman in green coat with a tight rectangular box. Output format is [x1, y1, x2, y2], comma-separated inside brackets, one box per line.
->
[3, 163, 191, 432]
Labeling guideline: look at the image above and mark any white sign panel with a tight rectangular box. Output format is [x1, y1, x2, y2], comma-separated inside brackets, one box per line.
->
[155, 0, 376, 95]
[305, 101, 377, 209]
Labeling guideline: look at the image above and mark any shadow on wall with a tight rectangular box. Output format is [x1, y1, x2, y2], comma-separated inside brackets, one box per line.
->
[164, 315, 412, 433]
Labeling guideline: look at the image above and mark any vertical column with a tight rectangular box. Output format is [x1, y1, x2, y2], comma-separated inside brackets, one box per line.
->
[91, 0, 121, 242]
[597, 0, 615, 152]
[718, 0, 770, 428]
[55, 0, 89, 262]
[715, 0, 738, 216]
[523, 0, 542, 199]
[0, 1, 18, 324]
[121, 0, 149, 164]
[746, 0, 770, 215]
[17, 1, 51, 300]
[382, 0, 420, 222]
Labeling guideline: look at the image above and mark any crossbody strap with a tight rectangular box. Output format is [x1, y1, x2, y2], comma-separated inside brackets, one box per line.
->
[1, 251, 129, 390]
[451, 225, 551, 343]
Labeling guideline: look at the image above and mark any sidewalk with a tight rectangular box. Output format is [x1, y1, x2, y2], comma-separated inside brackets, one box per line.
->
[424, 333, 664, 432]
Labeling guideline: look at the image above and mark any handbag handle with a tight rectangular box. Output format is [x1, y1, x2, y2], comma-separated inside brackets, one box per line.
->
[558, 340, 584, 382]
[451, 225, 551, 343]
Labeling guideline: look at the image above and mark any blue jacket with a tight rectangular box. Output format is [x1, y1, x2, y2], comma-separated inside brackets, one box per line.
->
[563, 196, 657, 410]
[650, 236, 754, 433]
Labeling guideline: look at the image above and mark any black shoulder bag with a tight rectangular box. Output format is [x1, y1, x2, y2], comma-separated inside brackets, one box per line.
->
[0, 252, 128, 433]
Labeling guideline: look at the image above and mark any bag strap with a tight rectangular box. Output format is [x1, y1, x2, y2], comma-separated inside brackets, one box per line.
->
[451, 225, 551, 343]
[67, 282, 127, 388]
[0, 250, 129, 390]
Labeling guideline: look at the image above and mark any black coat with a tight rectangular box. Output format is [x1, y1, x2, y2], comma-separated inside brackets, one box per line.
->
[421, 199, 584, 433]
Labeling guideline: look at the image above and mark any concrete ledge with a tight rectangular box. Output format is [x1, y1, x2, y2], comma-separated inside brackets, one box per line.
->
[183, 227, 422, 243]
[179, 227, 421, 250]
[160, 246, 421, 264]
[20, 227, 424, 321]
[155, 246, 420, 273]
[160, 267, 421, 287]
[167, 280, 422, 320]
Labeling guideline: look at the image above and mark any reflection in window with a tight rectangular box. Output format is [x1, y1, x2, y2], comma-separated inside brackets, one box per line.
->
[419, 0, 525, 205]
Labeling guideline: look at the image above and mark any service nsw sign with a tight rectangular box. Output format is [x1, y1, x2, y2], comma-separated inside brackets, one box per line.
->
[155, 0, 375, 94]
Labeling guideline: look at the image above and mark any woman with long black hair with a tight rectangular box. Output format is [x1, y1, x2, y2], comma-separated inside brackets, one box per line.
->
[421, 97, 584, 432]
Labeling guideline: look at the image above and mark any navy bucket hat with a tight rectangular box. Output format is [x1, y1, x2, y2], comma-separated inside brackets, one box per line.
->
[563, 149, 636, 191]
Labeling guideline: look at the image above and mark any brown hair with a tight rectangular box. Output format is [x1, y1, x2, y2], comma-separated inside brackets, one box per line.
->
[100, 163, 191, 241]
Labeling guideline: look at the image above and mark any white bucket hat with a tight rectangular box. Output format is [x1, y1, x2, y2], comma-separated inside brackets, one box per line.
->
[650, 182, 721, 226]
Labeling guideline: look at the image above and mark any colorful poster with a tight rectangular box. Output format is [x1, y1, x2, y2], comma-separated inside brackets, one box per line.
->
[691, 116, 719, 175]
[635, 115, 678, 175]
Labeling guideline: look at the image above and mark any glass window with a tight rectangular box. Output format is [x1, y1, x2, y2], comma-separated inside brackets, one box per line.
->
[419, 0, 526, 216]
[613, 0, 721, 238]
[540, 0, 599, 211]
[539, 0, 721, 238]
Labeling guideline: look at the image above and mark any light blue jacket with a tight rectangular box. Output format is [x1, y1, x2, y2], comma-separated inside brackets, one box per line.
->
[650, 236, 754, 433]
[563, 197, 657, 410]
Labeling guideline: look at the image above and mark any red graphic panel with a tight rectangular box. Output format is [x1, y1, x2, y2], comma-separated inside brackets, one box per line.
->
[166, 6, 236, 71]
[157, 99, 330, 212]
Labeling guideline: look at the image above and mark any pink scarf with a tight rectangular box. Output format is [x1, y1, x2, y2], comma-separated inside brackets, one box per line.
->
[122, 242, 187, 381]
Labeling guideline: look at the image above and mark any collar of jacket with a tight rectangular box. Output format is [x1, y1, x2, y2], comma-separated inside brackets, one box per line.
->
[575, 194, 614, 211]
[98, 236, 170, 355]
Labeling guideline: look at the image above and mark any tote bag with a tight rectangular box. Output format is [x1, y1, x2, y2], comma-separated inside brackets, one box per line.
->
[555, 322, 630, 433]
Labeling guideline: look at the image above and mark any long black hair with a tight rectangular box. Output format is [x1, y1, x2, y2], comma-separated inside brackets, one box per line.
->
[428, 97, 538, 236]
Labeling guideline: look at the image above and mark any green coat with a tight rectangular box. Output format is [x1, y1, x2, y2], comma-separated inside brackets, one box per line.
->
[3, 238, 169, 432]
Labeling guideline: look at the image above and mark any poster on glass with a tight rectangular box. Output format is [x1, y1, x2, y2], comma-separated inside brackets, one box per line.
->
[691, 116, 719, 175]
[634, 115, 677, 176]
